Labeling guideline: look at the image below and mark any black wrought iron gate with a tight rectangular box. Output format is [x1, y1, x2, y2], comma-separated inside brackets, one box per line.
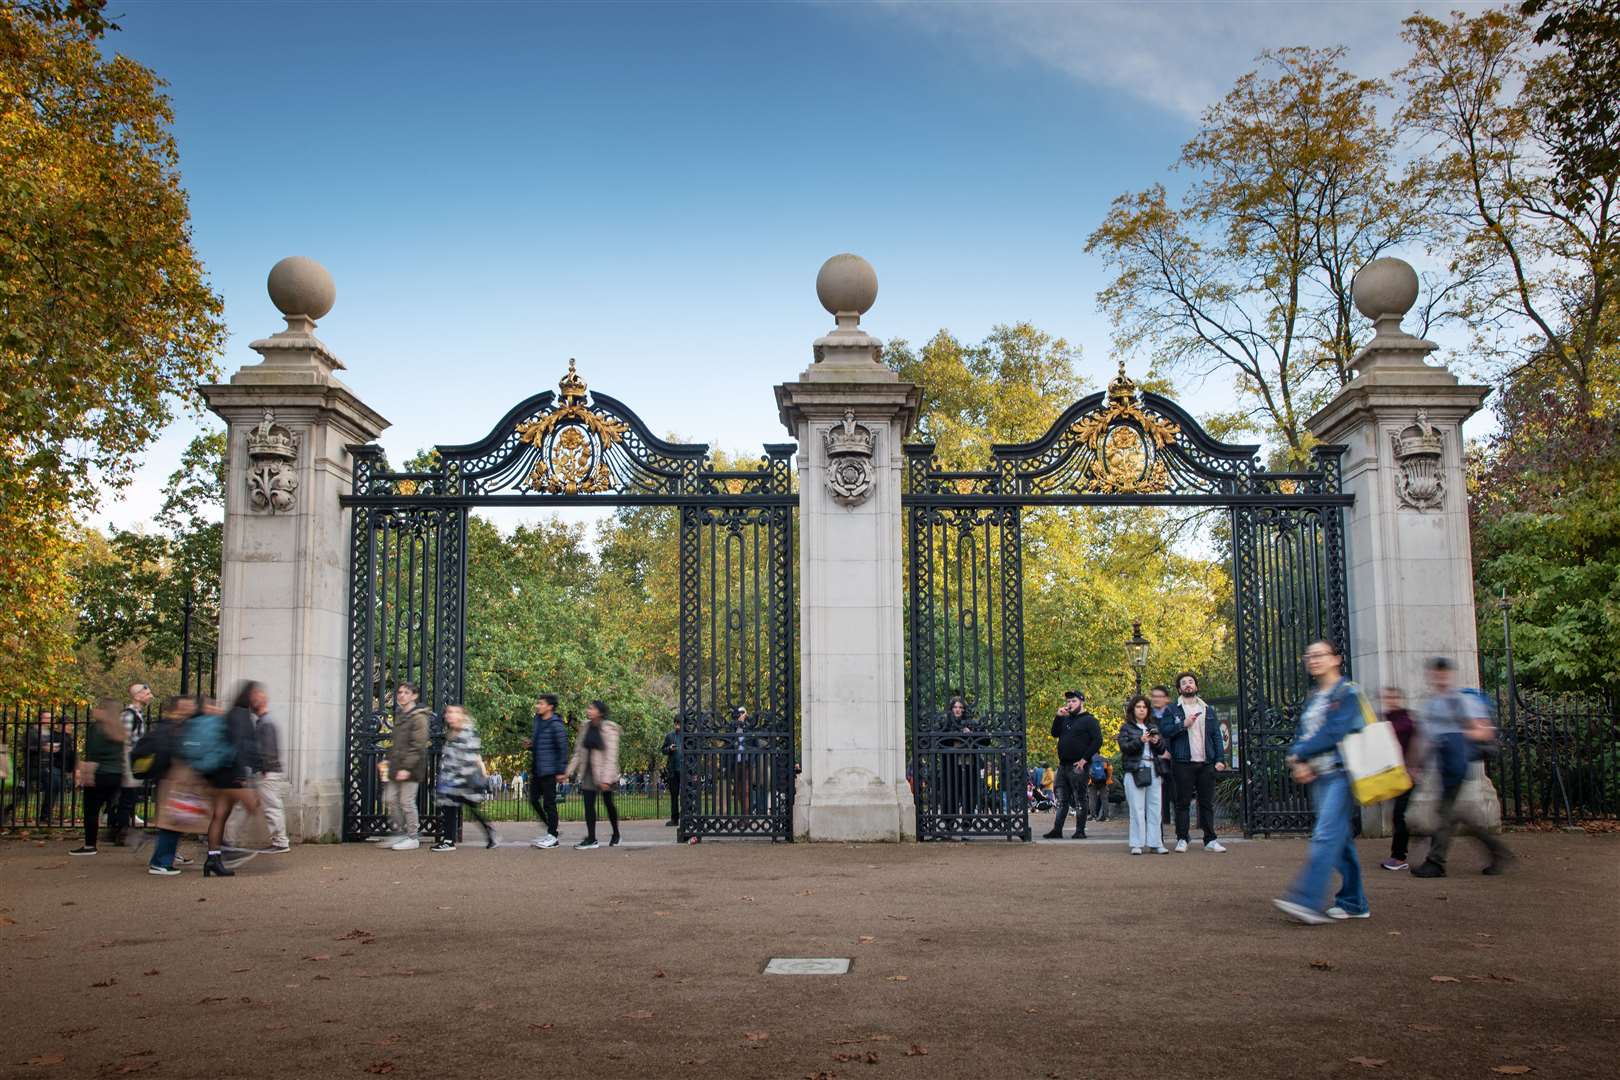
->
[904, 367, 1351, 840]
[340, 362, 796, 841]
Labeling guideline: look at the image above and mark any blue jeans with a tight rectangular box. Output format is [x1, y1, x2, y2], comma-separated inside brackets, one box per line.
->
[1284, 770, 1366, 915]
[149, 829, 181, 869]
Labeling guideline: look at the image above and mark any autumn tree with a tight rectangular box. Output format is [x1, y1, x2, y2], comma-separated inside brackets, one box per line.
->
[1398, 4, 1618, 412]
[1, 3, 225, 694]
[1086, 48, 1444, 465]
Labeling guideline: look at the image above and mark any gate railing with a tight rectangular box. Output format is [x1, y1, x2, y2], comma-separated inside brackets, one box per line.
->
[1490, 691, 1619, 825]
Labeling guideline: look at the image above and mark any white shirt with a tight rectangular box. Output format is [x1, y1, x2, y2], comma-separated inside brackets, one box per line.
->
[1182, 697, 1207, 763]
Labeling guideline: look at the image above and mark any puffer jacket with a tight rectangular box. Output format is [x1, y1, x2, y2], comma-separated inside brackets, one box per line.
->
[436, 725, 487, 803]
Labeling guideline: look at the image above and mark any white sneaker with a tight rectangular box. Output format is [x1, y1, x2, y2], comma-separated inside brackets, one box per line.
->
[1204, 840, 1227, 853]
[365, 834, 398, 844]
[1174, 839, 1189, 853]
[1130, 847, 1143, 855]
[1326, 906, 1371, 920]
[1153, 847, 1171, 854]
[534, 834, 559, 849]
[1272, 898, 1331, 925]
[389, 837, 419, 850]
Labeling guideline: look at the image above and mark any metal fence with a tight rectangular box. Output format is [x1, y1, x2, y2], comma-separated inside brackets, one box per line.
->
[0, 703, 159, 831]
[1490, 691, 1618, 825]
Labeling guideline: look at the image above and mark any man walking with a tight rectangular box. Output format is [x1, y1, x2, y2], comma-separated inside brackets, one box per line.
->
[250, 685, 289, 852]
[1379, 687, 1417, 871]
[1045, 690, 1100, 840]
[113, 683, 152, 843]
[661, 716, 682, 827]
[384, 682, 431, 851]
[1161, 672, 1227, 853]
[525, 694, 568, 849]
[1411, 658, 1514, 878]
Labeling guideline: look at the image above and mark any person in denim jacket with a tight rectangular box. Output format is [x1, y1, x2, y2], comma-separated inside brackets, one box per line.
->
[1273, 639, 1372, 924]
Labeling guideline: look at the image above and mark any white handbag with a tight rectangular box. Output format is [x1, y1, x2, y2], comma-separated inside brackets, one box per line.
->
[1339, 718, 1413, 805]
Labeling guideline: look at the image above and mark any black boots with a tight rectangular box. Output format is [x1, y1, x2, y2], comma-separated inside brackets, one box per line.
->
[203, 852, 234, 877]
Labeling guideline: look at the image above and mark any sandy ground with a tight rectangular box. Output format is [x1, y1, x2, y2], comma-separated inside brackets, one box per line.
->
[1, 819, 1615, 1080]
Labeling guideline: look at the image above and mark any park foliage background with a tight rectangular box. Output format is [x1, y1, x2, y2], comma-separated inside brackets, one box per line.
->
[2, 1, 1614, 769]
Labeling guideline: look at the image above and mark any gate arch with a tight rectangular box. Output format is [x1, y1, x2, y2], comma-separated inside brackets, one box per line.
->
[904, 364, 1351, 840]
[340, 361, 796, 842]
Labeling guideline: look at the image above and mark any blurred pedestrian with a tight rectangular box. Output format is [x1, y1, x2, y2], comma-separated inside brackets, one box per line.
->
[383, 682, 431, 851]
[432, 705, 498, 851]
[1411, 659, 1514, 879]
[68, 699, 127, 855]
[142, 695, 200, 876]
[199, 685, 263, 877]
[224, 684, 289, 852]
[1379, 686, 1417, 872]
[1119, 694, 1170, 855]
[1273, 639, 1371, 924]
[33, 710, 73, 824]
[1087, 756, 1113, 822]
[567, 700, 621, 850]
[113, 683, 152, 844]
[525, 694, 567, 849]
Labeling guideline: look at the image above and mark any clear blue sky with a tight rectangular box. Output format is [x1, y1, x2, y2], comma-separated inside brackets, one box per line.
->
[95, 0, 1461, 529]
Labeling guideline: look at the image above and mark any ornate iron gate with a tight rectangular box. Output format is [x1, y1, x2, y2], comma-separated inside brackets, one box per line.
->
[341, 362, 796, 841]
[904, 366, 1351, 839]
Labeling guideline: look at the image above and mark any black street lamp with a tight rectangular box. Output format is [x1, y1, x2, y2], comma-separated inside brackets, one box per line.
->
[1126, 620, 1150, 697]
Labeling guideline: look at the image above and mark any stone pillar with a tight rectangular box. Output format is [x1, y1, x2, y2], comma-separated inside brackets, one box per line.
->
[1307, 257, 1490, 837]
[200, 258, 388, 841]
[775, 255, 922, 841]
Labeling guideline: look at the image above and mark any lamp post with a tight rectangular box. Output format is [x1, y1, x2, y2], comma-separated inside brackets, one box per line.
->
[1126, 620, 1150, 698]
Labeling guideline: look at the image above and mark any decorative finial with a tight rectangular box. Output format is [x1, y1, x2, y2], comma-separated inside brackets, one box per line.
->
[815, 253, 879, 329]
[266, 256, 335, 332]
[558, 358, 587, 402]
[1107, 360, 1138, 402]
[1352, 257, 1420, 341]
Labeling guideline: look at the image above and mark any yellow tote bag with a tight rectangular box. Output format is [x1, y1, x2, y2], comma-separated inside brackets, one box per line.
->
[1340, 691, 1412, 806]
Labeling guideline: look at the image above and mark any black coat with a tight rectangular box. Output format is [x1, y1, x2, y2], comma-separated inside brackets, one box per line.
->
[1051, 710, 1102, 765]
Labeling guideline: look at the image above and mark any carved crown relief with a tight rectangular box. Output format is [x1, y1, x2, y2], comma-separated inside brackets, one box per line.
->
[824, 411, 877, 506]
[1390, 411, 1445, 511]
[245, 409, 300, 513]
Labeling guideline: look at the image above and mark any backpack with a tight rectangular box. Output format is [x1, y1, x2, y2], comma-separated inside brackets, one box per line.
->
[130, 728, 171, 781]
[180, 712, 235, 774]
[1089, 757, 1108, 783]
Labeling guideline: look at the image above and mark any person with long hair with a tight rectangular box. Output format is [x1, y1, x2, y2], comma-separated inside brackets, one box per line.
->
[940, 695, 977, 834]
[1273, 639, 1372, 924]
[432, 705, 498, 851]
[202, 683, 263, 877]
[68, 699, 128, 856]
[566, 700, 621, 850]
[1118, 695, 1171, 855]
[144, 695, 199, 876]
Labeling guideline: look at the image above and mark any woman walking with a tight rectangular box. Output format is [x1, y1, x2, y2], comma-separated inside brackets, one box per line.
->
[144, 695, 201, 876]
[566, 700, 621, 850]
[1118, 695, 1170, 855]
[432, 705, 498, 851]
[69, 699, 128, 856]
[202, 685, 263, 877]
[1273, 639, 1372, 924]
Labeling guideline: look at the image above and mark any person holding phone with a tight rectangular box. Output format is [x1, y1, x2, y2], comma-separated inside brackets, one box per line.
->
[1046, 690, 1101, 840]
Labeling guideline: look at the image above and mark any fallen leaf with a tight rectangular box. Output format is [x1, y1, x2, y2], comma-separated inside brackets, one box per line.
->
[312, 975, 331, 981]
[833, 1053, 859, 1063]
[1490, 1068, 1532, 1076]
[337, 929, 375, 940]
[27, 1054, 65, 1066]
[858, 936, 875, 944]
[0, 915, 15, 926]
[654, 911, 673, 917]
[739, 896, 755, 903]
[885, 975, 909, 982]
[623, 1011, 654, 1020]
[303, 953, 330, 962]
[906, 1044, 928, 1057]
[1386, 931, 1402, 937]
[1025, 1006, 1039, 1014]
[1485, 973, 1518, 983]
[1347, 1057, 1387, 1068]
[1429, 975, 1460, 983]
[865, 1051, 880, 1064]
[744, 1032, 770, 1041]
[528, 1023, 553, 1032]
[196, 996, 228, 1005]
[653, 969, 666, 978]
[89, 977, 117, 988]
[142, 970, 159, 977]
[231, 967, 252, 973]
[1310, 959, 1336, 971]
[364, 1063, 396, 1076]
[62, 901, 76, 906]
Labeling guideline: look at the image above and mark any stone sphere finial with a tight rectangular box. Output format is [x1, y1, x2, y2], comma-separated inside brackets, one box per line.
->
[816, 253, 878, 320]
[1352, 257, 1419, 323]
[267, 256, 336, 322]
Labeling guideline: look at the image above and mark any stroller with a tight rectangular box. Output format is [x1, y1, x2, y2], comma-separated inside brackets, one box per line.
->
[1028, 781, 1055, 813]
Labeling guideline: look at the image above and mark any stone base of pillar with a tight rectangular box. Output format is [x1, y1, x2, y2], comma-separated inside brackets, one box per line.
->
[794, 774, 916, 842]
[286, 780, 344, 843]
[1360, 799, 1391, 839]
